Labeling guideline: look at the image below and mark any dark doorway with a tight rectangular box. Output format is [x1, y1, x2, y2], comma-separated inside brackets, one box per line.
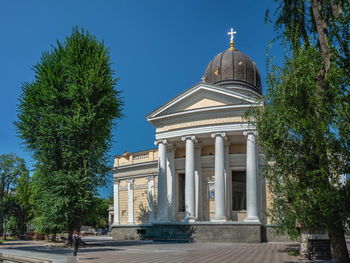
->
[232, 171, 246, 211]
[177, 173, 185, 212]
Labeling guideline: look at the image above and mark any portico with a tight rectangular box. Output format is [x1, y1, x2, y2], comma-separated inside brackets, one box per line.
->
[110, 31, 270, 242]
[153, 129, 260, 224]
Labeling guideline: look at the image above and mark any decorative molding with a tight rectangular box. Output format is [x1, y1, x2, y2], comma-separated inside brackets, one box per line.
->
[113, 161, 157, 173]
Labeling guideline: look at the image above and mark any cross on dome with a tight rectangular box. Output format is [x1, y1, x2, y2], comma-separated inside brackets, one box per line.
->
[227, 28, 236, 49]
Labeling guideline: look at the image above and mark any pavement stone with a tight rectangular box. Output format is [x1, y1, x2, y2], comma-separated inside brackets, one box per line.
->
[0, 237, 344, 263]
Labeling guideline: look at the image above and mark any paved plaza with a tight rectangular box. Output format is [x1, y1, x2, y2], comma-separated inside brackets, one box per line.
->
[0, 237, 340, 263]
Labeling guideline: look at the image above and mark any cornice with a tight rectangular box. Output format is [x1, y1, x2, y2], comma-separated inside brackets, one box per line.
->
[113, 160, 157, 172]
[149, 104, 260, 123]
[155, 123, 251, 140]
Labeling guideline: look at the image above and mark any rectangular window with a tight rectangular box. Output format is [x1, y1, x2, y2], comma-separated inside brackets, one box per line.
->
[232, 171, 246, 211]
[177, 173, 185, 212]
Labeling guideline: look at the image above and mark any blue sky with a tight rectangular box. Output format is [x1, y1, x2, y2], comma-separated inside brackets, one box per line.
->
[0, 0, 282, 197]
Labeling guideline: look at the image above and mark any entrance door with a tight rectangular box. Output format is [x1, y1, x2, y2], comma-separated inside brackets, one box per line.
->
[232, 171, 246, 211]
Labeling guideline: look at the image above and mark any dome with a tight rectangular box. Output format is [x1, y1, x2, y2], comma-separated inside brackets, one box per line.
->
[203, 48, 262, 94]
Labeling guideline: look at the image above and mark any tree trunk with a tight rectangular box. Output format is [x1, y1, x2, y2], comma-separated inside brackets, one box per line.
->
[328, 223, 350, 263]
[0, 219, 3, 238]
[68, 228, 73, 246]
[311, 0, 331, 75]
[68, 221, 81, 246]
[3, 219, 6, 240]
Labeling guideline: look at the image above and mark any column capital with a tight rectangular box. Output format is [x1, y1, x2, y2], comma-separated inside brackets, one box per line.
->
[211, 132, 226, 139]
[154, 139, 168, 146]
[243, 130, 258, 136]
[181, 135, 197, 142]
[148, 175, 155, 181]
[127, 178, 134, 185]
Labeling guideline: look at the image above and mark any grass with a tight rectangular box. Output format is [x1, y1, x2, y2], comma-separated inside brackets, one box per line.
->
[288, 250, 300, 256]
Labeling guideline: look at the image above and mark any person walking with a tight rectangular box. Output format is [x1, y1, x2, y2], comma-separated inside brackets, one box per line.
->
[72, 231, 80, 256]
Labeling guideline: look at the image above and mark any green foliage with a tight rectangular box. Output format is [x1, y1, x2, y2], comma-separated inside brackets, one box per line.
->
[82, 197, 110, 229]
[0, 154, 30, 237]
[260, 1, 350, 260]
[268, 0, 350, 69]
[0, 154, 27, 200]
[248, 45, 349, 239]
[16, 27, 122, 235]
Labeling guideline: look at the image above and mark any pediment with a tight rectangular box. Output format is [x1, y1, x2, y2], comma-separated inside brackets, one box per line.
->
[184, 98, 226, 110]
[147, 83, 259, 120]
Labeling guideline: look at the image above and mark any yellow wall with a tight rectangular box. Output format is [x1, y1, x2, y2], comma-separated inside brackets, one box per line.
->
[265, 182, 273, 224]
[175, 148, 186, 158]
[202, 145, 215, 156]
[229, 144, 245, 154]
[184, 98, 226, 110]
[119, 179, 128, 224]
[133, 177, 150, 224]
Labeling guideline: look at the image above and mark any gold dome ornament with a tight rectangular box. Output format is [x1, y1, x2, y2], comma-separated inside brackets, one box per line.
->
[228, 28, 236, 50]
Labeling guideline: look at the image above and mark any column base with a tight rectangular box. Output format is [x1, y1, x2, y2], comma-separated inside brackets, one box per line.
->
[244, 216, 260, 223]
[211, 216, 227, 222]
[183, 216, 196, 223]
[157, 213, 169, 222]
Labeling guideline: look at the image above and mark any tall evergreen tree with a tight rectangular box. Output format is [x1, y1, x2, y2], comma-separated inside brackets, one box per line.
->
[254, 0, 350, 261]
[16, 28, 122, 241]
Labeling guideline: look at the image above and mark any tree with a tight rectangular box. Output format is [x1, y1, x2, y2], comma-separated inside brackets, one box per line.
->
[0, 154, 29, 238]
[16, 27, 122, 242]
[82, 197, 111, 229]
[254, 1, 350, 262]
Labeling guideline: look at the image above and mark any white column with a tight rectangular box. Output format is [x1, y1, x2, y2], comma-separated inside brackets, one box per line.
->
[225, 142, 232, 220]
[148, 175, 155, 222]
[155, 140, 168, 221]
[127, 178, 134, 224]
[211, 132, 227, 222]
[182, 135, 196, 221]
[244, 131, 260, 222]
[108, 210, 112, 227]
[195, 144, 202, 221]
[113, 179, 119, 225]
[166, 145, 176, 221]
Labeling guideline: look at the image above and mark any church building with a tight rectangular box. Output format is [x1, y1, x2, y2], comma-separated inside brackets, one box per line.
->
[110, 30, 280, 242]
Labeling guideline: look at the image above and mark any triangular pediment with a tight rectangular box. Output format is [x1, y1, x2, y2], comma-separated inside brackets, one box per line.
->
[147, 83, 259, 120]
[184, 98, 226, 110]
